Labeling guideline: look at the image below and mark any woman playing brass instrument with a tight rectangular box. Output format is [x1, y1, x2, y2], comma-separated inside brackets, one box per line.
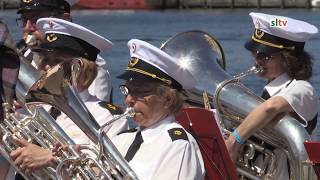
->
[111, 39, 205, 179]
[6, 18, 128, 178]
[226, 12, 319, 179]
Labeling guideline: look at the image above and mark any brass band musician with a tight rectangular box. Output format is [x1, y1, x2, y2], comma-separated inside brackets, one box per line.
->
[16, 0, 113, 102]
[112, 39, 206, 179]
[226, 12, 319, 180]
[4, 17, 128, 179]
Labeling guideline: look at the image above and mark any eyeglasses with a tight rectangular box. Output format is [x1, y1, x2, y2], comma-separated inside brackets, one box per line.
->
[119, 84, 156, 98]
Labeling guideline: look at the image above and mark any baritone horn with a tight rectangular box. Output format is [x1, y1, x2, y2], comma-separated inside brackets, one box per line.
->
[0, 19, 56, 180]
[23, 61, 139, 180]
[1, 19, 139, 179]
[160, 30, 315, 180]
[0, 20, 98, 180]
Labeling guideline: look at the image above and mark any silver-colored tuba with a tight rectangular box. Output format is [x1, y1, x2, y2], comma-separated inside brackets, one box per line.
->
[160, 30, 316, 180]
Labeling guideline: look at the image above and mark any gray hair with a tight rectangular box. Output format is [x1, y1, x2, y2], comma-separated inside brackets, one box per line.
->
[154, 84, 185, 114]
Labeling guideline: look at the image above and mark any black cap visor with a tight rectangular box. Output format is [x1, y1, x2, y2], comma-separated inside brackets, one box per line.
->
[245, 29, 305, 55]
[17, 0, 70, 14]
[117, 58, 182, 90]
[17, 6, 59, 14]
[117, 70, 161, 83]
[32, 45, 82, 59]
[35, 33, 99, 61]
[245, 39, 280, 55]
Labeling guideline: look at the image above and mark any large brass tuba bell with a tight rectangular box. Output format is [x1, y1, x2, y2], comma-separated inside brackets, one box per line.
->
[160, 30, 316, 180]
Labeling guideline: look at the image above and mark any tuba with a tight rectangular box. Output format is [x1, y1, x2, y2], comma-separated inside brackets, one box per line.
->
[160, 30, 316, 180]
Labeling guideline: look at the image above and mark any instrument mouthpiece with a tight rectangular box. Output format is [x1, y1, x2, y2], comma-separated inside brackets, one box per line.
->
[253, 64, 264, 74]
[26, 34, 37, 46]
[126, 107, 135, 117]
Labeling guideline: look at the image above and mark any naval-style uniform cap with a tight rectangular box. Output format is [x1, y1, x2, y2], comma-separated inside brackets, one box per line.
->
[245, 12, 319, 55]
[35, 17, 112, 61]
[117, 39, 196, 90]
[17, 0, 79, 14]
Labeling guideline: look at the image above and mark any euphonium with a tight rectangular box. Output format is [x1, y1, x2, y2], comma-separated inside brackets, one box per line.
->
[0, 20, 58, 180]
[0, 20, 99, 180]
[22, 59, 139, 179]
[160, 30, 316, 180]
[0, 20, 138, 180]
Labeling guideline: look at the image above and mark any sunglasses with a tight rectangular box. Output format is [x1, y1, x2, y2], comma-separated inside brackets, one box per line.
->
[119, 84, 156, 98]
[254, 52, 273, 63]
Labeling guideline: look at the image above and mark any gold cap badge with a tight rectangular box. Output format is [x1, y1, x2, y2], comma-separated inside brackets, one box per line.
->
[23, 0, 32, 3]
[255, 29, 264, 39]
[47, 34, 58, 42]
[129, 57, 139, 67]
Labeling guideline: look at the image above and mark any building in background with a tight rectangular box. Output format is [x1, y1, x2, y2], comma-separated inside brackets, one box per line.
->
[0, 0, 320, 10]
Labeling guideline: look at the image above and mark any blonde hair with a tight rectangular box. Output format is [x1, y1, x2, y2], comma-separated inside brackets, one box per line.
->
[76, 58, 97, 89]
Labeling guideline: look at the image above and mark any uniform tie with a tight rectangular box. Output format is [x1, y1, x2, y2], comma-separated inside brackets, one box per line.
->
[15, 173, 25, 180]
[261, 89, 270, 100]
[124, 131, 143, 162]
[49, 107, 61, 120]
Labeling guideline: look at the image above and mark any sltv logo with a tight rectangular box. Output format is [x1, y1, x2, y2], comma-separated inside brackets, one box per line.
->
[270, 18, 288, 27]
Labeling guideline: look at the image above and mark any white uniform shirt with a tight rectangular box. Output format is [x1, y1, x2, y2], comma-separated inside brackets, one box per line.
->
[264, 73, 318, 127]
[112, 115, 205, 180]
[56, 89, 128, 144]
[264, 73, 318, 180]
[88, 55, 112, 102]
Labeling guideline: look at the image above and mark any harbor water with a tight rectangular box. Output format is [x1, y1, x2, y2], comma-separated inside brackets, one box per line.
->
[0, 9, 320, 138]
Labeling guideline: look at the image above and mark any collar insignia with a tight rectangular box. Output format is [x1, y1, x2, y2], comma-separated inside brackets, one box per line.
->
[168, 128, 188, 141]
[174, 130, 182, 136]
[98, 102, 124, 115]
[107, 104, 116, 110]
[47, 34, 58, 42]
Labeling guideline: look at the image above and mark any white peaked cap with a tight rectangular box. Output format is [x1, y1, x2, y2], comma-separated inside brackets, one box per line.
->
[249, 12, 318, 42]
[118, 39, 196, 90]
[36, 17, 112, 52]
